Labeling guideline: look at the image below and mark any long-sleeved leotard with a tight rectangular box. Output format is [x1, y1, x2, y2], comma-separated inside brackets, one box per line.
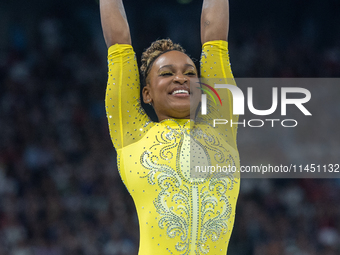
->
[105, 40, 240, 255]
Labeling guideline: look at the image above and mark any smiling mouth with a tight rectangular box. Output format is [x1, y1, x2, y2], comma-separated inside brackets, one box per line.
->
[171, 89, 190, 95]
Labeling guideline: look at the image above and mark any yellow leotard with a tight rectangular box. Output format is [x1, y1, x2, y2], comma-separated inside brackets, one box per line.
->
[105, 40, 240, 255]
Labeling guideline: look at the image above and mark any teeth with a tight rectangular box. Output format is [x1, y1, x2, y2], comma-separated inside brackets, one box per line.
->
[172, 90, 189, 95]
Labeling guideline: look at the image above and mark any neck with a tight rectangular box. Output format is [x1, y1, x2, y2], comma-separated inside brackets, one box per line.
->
[157, 114, 191, 122]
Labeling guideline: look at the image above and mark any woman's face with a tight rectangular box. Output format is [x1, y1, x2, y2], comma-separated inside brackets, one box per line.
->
[142, 50, 201, 121]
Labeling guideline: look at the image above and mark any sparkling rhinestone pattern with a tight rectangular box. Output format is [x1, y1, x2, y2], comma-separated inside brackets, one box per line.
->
[138, 120, 238, 255]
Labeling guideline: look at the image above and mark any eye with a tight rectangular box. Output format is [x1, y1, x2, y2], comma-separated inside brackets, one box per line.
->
[159, 71, 173, 76]
[184, 71, 197, 76]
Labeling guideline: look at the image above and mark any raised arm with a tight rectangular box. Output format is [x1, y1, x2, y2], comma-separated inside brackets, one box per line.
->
[198, 0, 237, 148]
[201, 0, 229, 44]
[100, 0, 131, 47]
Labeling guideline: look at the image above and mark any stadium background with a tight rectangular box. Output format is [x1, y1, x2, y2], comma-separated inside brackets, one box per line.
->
[0, 0, 340, 254]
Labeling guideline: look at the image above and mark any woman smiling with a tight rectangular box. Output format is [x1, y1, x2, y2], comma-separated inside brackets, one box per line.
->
[100, 0, 240, 254]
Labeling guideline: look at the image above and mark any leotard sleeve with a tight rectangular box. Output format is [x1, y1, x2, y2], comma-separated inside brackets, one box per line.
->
[197, 40, 238, 149]
[105, 44, 152, 150]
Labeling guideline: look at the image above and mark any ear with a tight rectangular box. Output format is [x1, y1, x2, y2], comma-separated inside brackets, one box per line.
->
[142, 84, 152, 104]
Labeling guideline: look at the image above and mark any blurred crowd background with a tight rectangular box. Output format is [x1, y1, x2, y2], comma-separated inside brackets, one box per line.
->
[0, 0, 340, 254]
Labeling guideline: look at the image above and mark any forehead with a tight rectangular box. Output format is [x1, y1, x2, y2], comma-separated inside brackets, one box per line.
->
[152, 50, 196, 70]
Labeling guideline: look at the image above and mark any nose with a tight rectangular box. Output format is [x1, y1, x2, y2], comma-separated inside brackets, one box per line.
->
[173, 73, 188, 84]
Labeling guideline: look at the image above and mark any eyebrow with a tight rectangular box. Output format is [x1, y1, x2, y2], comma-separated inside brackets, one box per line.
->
[159, 64, 196, 71]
